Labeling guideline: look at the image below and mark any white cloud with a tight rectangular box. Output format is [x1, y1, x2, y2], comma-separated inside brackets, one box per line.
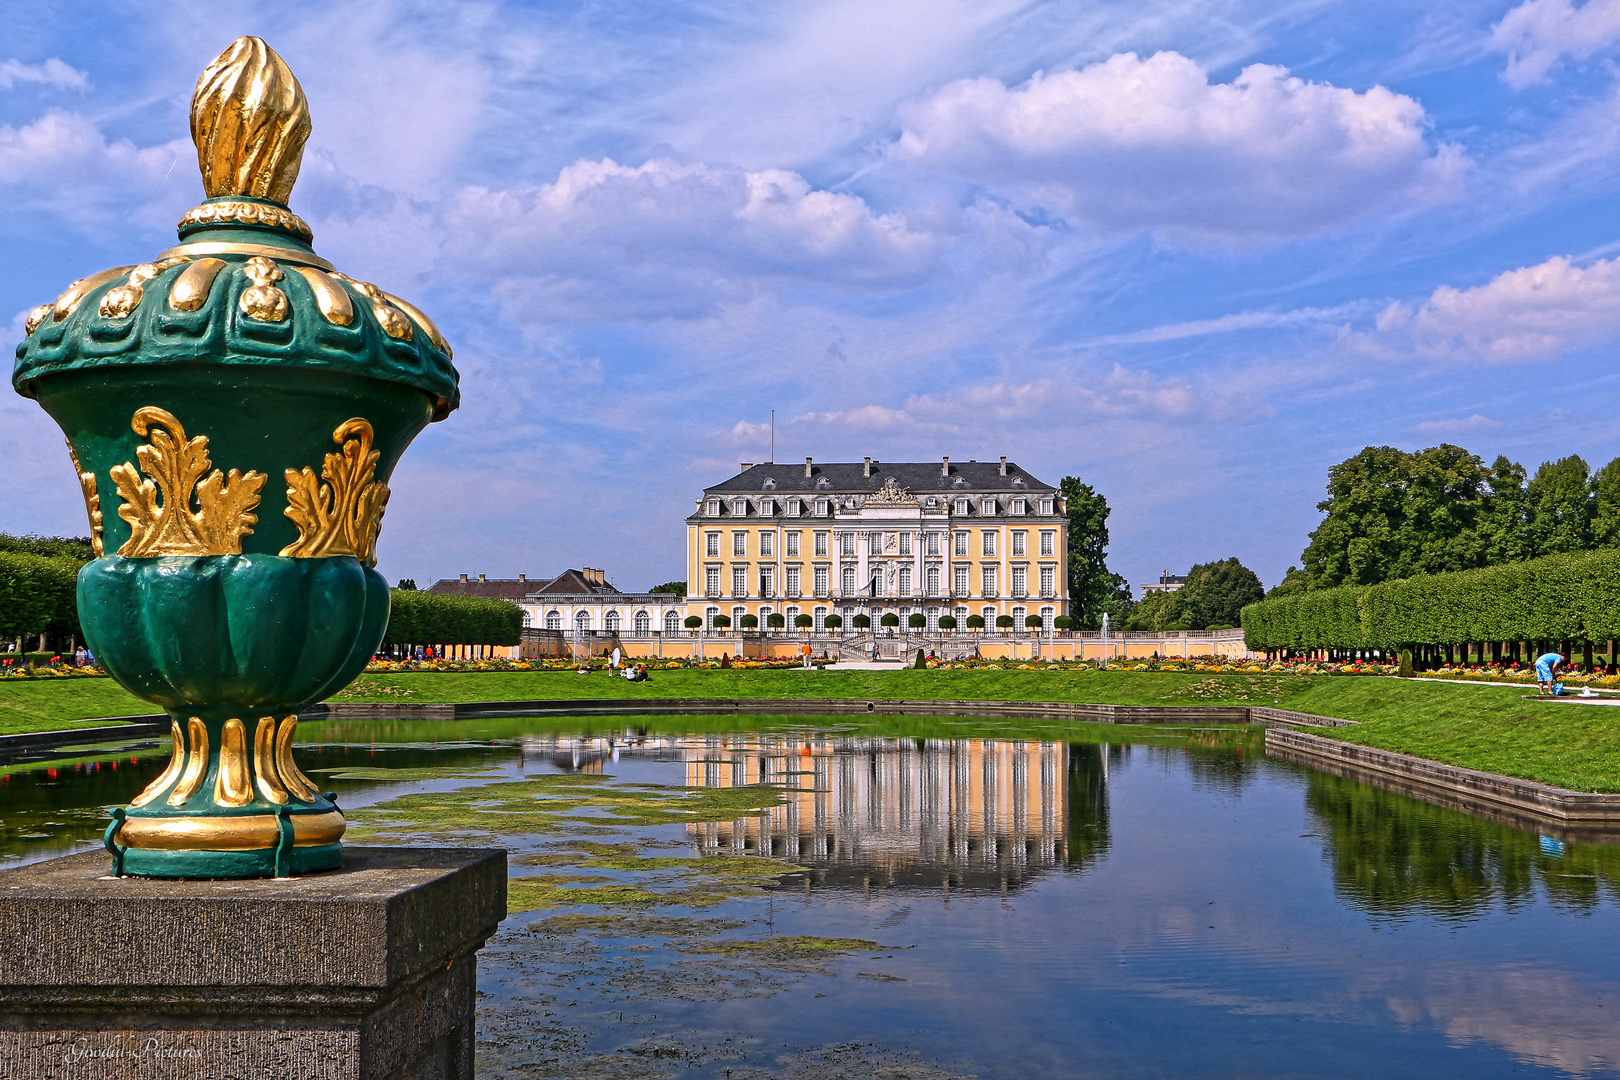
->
[1490, 0, 1620, 88]
[891, 51, 1466, 246]
[446, 158, 963, 322]
[1380, 255, 1620, 362]
[1403, 414, 1503, 436]
[0, 58, 88, 91]
[0, 110, 188, 231]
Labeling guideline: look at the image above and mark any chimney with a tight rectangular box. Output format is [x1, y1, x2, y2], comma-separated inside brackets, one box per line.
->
[999, 456, 1008, 476]
[582, 567, 605, 586]
[478, 574, 486, 582]
[518, 573, 526, 582]
[863, 456, 872, 477]
[740, 462, 753, 471]
[941, 456, 950, 477]
[804, 457, 813, 478]
[458, 573, 467, 582]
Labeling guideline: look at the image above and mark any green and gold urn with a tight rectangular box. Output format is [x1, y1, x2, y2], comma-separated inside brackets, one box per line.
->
[10, 38, 458, 878]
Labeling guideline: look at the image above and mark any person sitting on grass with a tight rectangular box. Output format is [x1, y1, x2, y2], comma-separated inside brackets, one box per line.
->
[1535, 651, 1566, 695]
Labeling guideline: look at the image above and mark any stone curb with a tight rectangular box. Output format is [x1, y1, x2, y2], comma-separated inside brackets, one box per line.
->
[1264, 726, 1620, 827]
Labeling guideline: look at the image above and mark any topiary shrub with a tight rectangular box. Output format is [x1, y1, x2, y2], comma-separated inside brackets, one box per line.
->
[881, 613, 900, 627]
[1054, 616, 1074, 630]
[996, 615, 1014, 630]
[853, 614, 871, 628]
[766, 613, 785, 629]
[712, 614, 731, 629]
[966, 614, 985, 629]
[1025, 614, 1044, 629]
[823, 614, 843, 630]
[684, 615, 703, 630]
[938, 615, 958, 630]
[908, 614, 926, 629]
[795, 614, 813, 629]
[740, 614, 758, 629]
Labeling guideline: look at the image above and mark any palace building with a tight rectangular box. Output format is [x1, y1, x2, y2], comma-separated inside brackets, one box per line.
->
[684, 457, 1068, 633]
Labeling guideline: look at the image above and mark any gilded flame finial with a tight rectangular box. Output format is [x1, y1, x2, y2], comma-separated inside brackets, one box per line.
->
[191, 36, 310, 205]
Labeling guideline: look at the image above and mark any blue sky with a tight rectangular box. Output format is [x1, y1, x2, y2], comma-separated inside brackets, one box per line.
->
[7, 0, 1620, 593]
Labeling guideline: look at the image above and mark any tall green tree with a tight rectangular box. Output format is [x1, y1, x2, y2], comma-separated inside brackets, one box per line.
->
[1592, 457, 1620, 548]
[648, 581, 687, 596]
[1177, 557, 1264, 628]
[1061, 476, 1118, 629]
[1479, 455, 1532, 565]
[1526, 455, 1593, 555]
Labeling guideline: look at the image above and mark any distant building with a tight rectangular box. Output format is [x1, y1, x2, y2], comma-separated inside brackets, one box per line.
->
[686, 456, 1069, 633]
[1138, 570, 1187, 599]
[427, 568, 684, 638]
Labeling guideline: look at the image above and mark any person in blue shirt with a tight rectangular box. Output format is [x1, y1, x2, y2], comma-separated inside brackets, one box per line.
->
[1534, 651, 1566, 695]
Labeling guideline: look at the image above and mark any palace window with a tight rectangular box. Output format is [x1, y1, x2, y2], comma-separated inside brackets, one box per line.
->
[786, 530, 800, 556]
[731, 498, 748, 516]
[982, 566, 998, 597]
[788, 498, 802, 516]
[1012, 497, 1026, 515]
[1041, 605, 1055, 630]
[706, 532, 720, 558]
[604, 610, 620, 632]
[954, 531, 968, 557]
[898, 567, 912, 596]
[814, 498, 830, 517]
[868, 531, 882, 553]
[842, 566, 857, 594]
[706, 606, 720, 630]
[813, 566, 829, 596]
[840, 532, 856, 556]
[733, 606, 746, 626]
[760, 531, 774, 557]
[982, 531, 996, 557]
[706, 499, 720, 516]
[982, 606, 997, 624]
[705, 567, 721, 596]
[522, 609, 533, 627]
[954, 566, 969, 595]
[575, 610, 591, 632]
[1040, 498, 1054, 515]
[634, 610, 650, 634]
[981, 498, 996, 515]
[899, 532, 911, 556]
[1040, 530, 1055, 557]
[1012, 531, 1026, 557]
[760, 498, 774, 517]
[955, 497, 969, 515]
[1012, 566, 1027, 597]
[760, 566, 775, 596]
[732, 567, 748, 596]
[786, 566, 801, 595]
[545, 610, 561, 630]
[926, 531, 940, 556]
[1040, 566, 1055, 596]
[664, 610, 680, 634]
[926, 566, 941, 595]
[786, 605, 800, 627]
[814, 531, 828, 557]
[732, 531, 747, 557]
[1012, 606, 1026, 627]
[814, 606, 828, 632]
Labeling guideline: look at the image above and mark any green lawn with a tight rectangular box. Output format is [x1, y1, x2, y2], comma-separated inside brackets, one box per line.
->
[3, 668, 1617, 792]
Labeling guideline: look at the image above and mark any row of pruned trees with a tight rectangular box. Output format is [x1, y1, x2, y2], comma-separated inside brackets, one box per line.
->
[1241, 547, 1620, 668]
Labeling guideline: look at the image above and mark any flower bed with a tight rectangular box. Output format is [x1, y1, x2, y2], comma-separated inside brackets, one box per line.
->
[362, 655, 840, 674]
[1410, 663, 1620, 688]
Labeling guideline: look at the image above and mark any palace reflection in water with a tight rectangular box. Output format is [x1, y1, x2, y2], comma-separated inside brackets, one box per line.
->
[521, 733, 1113, 891]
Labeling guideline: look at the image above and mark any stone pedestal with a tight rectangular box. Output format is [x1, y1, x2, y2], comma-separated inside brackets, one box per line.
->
[0, 846, 506, 1080]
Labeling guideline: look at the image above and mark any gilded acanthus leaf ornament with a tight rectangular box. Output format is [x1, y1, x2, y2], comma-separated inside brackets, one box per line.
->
[280, 418, 390, 564]
[111, 407, 267, 557]
[67, 442, 104, 557]
[191, 37, 310, 205]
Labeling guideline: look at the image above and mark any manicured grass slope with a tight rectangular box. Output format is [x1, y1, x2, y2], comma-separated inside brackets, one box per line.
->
[2, 669, 1615, 792]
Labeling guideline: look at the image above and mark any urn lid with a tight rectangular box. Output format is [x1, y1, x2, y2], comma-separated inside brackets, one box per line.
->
[12, 37, 459, 420]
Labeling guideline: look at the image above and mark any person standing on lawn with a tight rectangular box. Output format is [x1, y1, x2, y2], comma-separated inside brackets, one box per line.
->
[1535, 651, 1566, 695]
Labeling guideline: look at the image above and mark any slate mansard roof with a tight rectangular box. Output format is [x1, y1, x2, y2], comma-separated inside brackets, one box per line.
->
[701, 460, 1057, 497]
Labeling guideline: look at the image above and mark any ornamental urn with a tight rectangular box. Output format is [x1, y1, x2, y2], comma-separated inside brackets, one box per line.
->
[10, 37, 458, 878]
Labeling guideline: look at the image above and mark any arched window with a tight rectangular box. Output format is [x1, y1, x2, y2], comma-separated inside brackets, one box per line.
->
[522, 609, 533, 627]
[706, 605, 720, 630]
[575, 610, 591, 632]
[926, 566, 940, 596]
[926, 606, 940, 630]
[841, 566, 856, 594]
[732, 606, 746, 626]
[664, 610, 680, 635]
[1040, 606, 1055, 631]
[898, 567, 912, 596]
[814, 606, 827, 632]
[634, 610, 651, 634]
[545, 610, 561, 630]
[1012, 606, 1026, 631]
[604, 610, 620, 633]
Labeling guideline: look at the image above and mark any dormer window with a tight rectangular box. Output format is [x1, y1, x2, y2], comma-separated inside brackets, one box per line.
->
[1012, 476, 1025, 486]
[954, 498, 969, 515]
[1040, 498, 1053, 515]
[762, 477, 776, 490]
[953, 476, 966, 486]
[981, 498, 996, 515]
[814, 498, 830, 517]
[816, 477, 831, 489]
[731, 498, 748, 516]
[925, 497, 937, 508]
[787, 498, 802, 516]
[1012, 497, 1026, 515]
[760, 497, 775, 517]
[706, 499, 721, 516]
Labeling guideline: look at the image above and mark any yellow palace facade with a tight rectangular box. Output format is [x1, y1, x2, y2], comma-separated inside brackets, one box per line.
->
[683, 457, 1069, 633]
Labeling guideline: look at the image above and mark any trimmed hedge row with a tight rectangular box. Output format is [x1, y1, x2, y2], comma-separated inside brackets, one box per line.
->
[0, 552, 82, 641]
[382, 590, 523, 648]
[1241, 548, 1620, 650]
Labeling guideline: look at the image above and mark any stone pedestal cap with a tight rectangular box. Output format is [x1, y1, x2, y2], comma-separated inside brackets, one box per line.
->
[0, 847, 505, 993]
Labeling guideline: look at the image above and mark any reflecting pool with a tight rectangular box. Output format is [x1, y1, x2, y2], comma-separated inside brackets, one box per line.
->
[4, 716, 1617, 1079]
